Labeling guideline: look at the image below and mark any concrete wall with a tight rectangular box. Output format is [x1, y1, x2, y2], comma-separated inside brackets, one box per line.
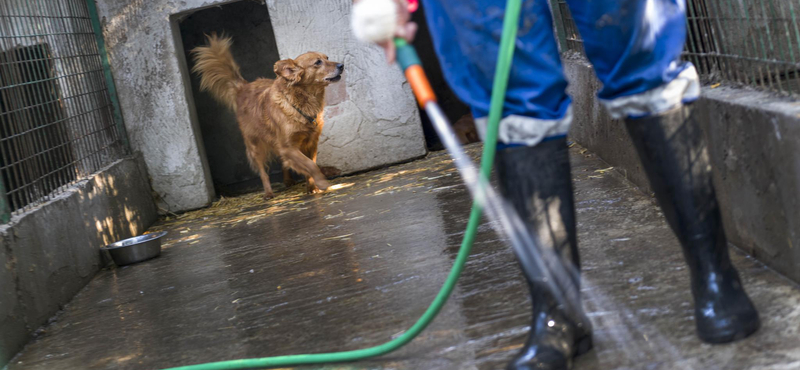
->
[266, 0, 427, 174]
[0, 154, 158, 367]
[94, 0, 215, 213]
[96, 0, 427, 212]
[564, 57, 800, 283]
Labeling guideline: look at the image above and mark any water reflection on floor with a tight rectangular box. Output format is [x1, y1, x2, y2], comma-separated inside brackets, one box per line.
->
[9, 144, 800, 370]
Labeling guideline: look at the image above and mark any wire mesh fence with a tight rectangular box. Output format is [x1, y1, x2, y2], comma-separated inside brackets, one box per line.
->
[0, 0, 127, 218]
[552, 0, 800, 96]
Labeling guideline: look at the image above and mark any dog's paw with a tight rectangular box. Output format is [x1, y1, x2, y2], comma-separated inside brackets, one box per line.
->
[307, 186, 323, 194]
[263, 192, 275, 200]
[315, 179, 330, 191]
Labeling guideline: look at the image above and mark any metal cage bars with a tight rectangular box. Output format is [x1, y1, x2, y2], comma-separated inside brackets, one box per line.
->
[0, 0, 127, 221]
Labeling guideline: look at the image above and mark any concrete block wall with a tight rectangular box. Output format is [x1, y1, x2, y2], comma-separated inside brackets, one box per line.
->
[0, 154, 158, 367]
[266, 0, 427, 176]
[564, 57, 800, 283]
[95, 0, 427, 213]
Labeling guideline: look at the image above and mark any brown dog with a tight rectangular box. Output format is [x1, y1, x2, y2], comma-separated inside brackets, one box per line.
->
[191, 34, 343, 198]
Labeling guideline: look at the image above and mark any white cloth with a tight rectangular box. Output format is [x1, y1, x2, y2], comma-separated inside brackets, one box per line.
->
[601, 64, 701, 120]
[474, 106, 573, 147]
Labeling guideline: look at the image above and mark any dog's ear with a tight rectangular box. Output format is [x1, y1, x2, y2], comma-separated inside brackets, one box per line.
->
[274, 59, 303, 86]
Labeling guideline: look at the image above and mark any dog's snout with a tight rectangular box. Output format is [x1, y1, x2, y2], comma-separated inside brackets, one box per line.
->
[336, 63, 344, 71]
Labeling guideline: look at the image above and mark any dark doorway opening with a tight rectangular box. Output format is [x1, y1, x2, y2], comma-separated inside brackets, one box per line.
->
[410, 6, 472, 151]
[178, 0, 282, 196]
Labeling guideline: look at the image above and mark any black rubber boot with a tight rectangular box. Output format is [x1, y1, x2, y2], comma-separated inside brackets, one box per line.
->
[625, 105, 760, 344]
[495, 137, 593, 370]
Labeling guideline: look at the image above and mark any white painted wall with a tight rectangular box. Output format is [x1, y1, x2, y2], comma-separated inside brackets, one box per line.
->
[266, 0, 427, 174]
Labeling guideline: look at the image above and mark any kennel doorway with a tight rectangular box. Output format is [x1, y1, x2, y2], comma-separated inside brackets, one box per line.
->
[410, 6, 472, 151]
[177, 0, 283, 196]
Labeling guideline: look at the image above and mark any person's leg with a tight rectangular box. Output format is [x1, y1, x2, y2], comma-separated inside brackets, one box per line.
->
[495, 137, 592, 370]
[565, 0, 759, 343]
[624, 105, 760, 343]
[420, 0, 573, 147]
[420, 1, 591, 368]
[565, 0, 698, 118]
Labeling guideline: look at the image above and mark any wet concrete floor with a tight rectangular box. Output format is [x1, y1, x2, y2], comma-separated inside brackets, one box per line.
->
[8, 144, 800, 370]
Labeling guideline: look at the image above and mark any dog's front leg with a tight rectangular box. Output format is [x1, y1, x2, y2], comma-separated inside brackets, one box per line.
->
[304, 143, 321, 194]
[280, 147, 329, 192]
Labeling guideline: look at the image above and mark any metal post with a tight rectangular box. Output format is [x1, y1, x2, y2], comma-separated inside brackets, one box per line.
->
[548, 0, 569, 52]
[0, 177, 10, 223]
[85, 0, 130, 151]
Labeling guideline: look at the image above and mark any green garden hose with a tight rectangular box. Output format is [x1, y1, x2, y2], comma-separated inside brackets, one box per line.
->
[164, 1, 521, 368]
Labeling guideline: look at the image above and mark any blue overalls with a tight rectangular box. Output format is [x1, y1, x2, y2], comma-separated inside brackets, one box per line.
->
[419, 0, 700, 147]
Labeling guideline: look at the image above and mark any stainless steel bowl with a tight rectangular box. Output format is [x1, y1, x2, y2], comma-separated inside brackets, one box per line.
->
[103, 231, 168, 266]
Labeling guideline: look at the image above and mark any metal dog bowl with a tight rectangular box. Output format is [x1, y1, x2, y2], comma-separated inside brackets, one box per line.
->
[103, 231, 168, 266]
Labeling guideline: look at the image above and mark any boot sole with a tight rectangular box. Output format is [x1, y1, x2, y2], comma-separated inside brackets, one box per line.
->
[698, 317, 761, 344]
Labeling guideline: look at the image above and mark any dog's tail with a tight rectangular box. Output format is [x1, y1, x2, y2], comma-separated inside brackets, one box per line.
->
[191, 34, 244, 111]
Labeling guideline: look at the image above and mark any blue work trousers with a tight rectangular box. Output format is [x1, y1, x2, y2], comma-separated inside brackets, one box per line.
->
[420, 0, 698, 145]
